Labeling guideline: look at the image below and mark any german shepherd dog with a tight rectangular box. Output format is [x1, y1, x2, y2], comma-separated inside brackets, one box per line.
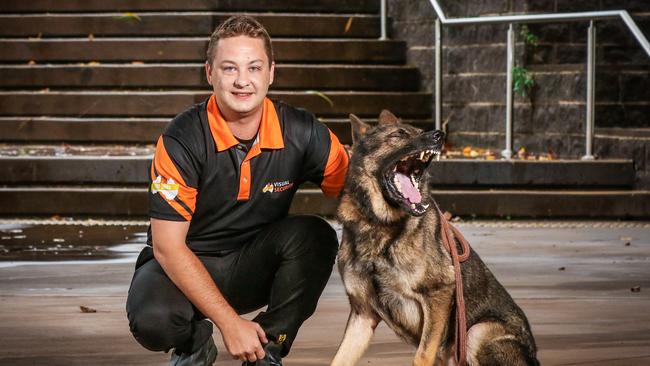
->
[330, 111, 539, 366]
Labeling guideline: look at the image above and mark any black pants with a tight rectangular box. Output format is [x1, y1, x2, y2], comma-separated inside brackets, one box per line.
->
[126, 215, 338, 357]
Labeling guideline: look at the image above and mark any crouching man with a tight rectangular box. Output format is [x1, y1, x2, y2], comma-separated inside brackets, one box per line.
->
[126, 15, 349, 366]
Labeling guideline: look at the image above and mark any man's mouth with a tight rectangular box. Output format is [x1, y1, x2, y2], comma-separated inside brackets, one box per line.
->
[385, 148, 441, 215]
[231, 91, 253, 99]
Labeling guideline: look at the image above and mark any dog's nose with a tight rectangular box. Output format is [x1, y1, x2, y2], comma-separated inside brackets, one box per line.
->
[432, 130, 445, 141]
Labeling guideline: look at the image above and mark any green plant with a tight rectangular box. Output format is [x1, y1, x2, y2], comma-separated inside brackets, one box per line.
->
[512, 66, 534, 97]
[519, 25, 539, 48]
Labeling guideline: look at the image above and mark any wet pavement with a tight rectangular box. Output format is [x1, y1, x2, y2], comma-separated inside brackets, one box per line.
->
[0, 221, 147, 261]
[0, 219, 649, 365]
[0, 143, 155, 157]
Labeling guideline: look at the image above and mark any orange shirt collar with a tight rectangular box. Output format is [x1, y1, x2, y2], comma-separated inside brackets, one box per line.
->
[206, 95, 284, 152]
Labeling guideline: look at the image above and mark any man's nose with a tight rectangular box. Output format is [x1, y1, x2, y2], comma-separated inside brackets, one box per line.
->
[234, 70, 250, 88]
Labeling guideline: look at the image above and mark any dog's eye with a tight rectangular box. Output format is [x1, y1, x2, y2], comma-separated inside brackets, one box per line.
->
[388, 129, 409, 139]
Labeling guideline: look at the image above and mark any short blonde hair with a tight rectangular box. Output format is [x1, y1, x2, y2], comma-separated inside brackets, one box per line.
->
[206, 15, 274, 67]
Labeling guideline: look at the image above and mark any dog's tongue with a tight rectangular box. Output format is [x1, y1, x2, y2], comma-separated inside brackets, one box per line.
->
[396, 173, 421, 204]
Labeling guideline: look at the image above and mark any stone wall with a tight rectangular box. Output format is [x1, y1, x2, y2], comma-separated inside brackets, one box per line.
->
[387, 0, 650, 187]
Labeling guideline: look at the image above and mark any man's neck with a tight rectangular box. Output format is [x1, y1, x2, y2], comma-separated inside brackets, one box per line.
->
[220, 105, 263, 141]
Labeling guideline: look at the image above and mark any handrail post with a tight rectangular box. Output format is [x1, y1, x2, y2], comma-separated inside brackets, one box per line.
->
[502, 23, 515, 159]
[435, 18, 442, 131]
[380, 0, 388, 40]
[582, 21, 596, 160]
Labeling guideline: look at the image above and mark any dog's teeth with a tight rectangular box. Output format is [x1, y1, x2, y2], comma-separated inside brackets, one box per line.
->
[411, 203, 416, 210]
[422, 203, 430, 209]
[410, 174, 417, 189]
[435, 151, 441, 161]
[393, 166, 397, 172]
[419, 151, 425, 161]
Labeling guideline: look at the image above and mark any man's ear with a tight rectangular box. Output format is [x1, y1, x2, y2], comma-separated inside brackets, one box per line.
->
[378, 109, 400, 125]
[205, 61, 213, 86]
[269, 61, 275, 86]
[349, 114, 370, 144]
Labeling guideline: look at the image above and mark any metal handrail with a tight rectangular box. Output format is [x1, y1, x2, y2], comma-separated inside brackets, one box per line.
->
[379, 1, 650, 159]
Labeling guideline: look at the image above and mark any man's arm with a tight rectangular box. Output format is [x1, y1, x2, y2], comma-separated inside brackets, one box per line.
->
[150, 218, 268, 362]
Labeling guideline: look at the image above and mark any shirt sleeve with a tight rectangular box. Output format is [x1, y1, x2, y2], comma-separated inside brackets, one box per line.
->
[320, 130, 349, 197]
[149, 135, 199, 221]
[301, 117, 350, 198]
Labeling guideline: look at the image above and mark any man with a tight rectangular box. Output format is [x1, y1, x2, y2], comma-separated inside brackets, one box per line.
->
[126, 15, 349, 366]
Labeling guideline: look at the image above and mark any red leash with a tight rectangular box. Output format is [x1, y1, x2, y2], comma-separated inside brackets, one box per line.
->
[438, 208, 471, 366]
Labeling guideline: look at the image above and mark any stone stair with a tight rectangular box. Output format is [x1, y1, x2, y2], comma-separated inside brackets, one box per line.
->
[0, 0, 648, 218]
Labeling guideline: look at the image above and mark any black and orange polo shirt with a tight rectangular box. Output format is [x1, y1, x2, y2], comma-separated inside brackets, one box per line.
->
[147, 95, 349, 252]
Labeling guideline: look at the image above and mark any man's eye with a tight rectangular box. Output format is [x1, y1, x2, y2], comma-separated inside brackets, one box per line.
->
[223, 66, 236, 72]
[249, 66, 262, 72]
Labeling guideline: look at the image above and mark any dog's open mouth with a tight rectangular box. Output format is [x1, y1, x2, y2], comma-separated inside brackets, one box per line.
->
[385, 148, 440, 215]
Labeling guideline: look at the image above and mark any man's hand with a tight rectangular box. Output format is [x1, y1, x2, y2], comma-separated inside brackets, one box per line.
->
[219, 317, 268, 362]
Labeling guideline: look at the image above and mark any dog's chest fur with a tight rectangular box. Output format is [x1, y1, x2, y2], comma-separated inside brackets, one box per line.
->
[338, 213, 455, 344]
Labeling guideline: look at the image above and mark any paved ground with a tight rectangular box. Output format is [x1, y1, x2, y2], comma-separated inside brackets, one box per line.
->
[1, 220, 649, 365]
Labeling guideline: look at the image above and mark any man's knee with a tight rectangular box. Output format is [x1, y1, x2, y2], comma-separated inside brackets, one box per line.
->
[280, 215, 338, 262]
[127, 301, 191, 352]
[126, 262, 198, 352]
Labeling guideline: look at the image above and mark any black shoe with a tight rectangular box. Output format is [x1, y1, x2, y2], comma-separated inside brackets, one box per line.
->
[170, 336, 218, 366]
[241, 342, 282, 366]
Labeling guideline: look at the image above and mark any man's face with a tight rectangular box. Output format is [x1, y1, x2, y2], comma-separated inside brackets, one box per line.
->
[205, 35, 275, 121]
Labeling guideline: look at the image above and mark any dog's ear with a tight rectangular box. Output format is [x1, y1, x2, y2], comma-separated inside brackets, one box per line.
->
[349, 114, 370, 144]
[378, 110, 400, 125]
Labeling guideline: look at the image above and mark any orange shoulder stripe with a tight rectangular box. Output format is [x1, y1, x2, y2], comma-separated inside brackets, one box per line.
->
[321, 130, 349, 197]
[151, 136, 197, 220]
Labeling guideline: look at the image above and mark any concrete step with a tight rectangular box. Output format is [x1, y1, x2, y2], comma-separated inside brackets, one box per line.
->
[0, 0, 379, 13]
[0, 91, 433, 118]
[0, 187, 648, 218]
[0, 64, 420, 91]
[0, 38, 406, 64]
[0, 13, 381, 38]
[0, 117, 434, 144]
[0, 156, 635, 188]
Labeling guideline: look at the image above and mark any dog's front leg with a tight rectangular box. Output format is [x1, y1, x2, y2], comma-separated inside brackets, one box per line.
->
[413, 289, 454, 366]
[330, 310, 380, 366]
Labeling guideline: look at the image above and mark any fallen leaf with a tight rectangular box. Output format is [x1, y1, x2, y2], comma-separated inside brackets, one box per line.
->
[558, 266, 566, 271]
[80, 305, 97, 313]
[88, 33, 94, 42]
[546, 147, 556, 160]
[631, 286, 641, 293]
[117, 12, 142, 22]
[624, 242, 631, 246]
[27, 60, 36, 65]
[131, 61, 144, 65]
[517, 147, 527, 160]
[306, 90, 334, 107]
[344, 17, 354, 34]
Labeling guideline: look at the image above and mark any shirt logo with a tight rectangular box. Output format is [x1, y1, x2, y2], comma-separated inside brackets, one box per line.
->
[262, 180, 294, 194]
[151, 175, 180, 200]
